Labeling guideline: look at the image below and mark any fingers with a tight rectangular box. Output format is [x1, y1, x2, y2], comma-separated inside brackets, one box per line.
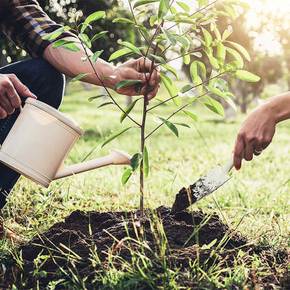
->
[9, 74, 37, 99]
[148, 84, 160, 100]
[233, 133, 244, 170]
[0, 76, 20, 117]
[0, 73, 37, 119]
[137, 57, 153, 73]
[150, 66, 161, 87]
[136, 57, 161, 87]
[244, 140, 254, 161]
[234, 133, 273, 170]
[0, 106, 7, 119]
[4, 79, 22, 109]
[0, 93, 14, 115]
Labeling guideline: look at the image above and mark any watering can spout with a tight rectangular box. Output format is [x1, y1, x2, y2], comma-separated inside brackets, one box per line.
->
[54, 150, 131, 180]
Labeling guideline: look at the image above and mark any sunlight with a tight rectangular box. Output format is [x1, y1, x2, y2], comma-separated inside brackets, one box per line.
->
[244, 0, 290, 55]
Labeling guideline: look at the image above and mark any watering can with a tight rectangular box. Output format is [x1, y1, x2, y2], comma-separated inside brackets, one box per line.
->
[0, 98, 131, 188]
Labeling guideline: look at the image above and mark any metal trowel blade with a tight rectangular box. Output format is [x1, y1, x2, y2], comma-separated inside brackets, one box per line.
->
[172, 161, 233, 213]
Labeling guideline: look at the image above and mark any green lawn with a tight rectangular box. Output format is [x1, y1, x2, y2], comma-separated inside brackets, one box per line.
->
[3, 81, 289, 247]
[0, 82, 289, 288]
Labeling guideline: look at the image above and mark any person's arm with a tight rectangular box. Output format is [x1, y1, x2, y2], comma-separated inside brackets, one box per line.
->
[1, 0, 75, 57]
[43, 37, 160, 99]
[233, 92, 290, 170]
[0, 0, 159, 118]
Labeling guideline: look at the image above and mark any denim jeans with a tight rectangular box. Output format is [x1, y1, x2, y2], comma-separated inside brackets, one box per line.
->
[0, 58, 65, 208]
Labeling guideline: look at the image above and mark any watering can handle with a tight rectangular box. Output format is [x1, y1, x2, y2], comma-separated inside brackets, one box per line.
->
[54, 150, 131, 180]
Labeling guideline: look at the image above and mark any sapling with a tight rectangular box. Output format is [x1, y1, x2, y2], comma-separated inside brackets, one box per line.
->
[45, 0, 260, 215]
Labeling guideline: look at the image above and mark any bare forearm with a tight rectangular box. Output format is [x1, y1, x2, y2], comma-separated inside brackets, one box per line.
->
[43, 37, 118, 89]
[263, 91, 290, 123]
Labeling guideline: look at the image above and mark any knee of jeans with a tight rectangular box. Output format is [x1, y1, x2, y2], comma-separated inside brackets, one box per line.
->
[33, 59, 65, 109]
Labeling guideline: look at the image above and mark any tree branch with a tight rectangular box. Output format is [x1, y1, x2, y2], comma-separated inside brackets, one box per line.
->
[145, 92, 210, 140]
[147, 71, 228, 112]
[78, 38, 141, 127]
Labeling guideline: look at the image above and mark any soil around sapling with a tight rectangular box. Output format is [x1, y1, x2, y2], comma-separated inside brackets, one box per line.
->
[1, 207, 289, 289]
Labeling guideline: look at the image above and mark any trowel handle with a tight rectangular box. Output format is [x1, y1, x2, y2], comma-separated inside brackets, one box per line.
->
[222, 157, 234, 173]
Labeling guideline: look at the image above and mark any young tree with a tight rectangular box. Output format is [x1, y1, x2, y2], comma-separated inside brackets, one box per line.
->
[47, 0, 260, 215]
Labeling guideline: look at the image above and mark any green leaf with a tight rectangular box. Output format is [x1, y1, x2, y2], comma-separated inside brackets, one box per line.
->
[130, 153, 142, 171]
[120, 41, 142, 55]
[162, 28, 177, 46]
[158, 0, 170, 20]
[71, 73, 89, 82]
[90, 50, 103, 63]
[150, 54, 166, 64]
[175, 122, 190, 128]
[60, 42, 80, 52]
[181, 84, 194, 94]
[226, 41, 251, 61]
[161, 64, 178, 79]
[112, 18, 135, 24]
[213, 26, 222, 41]
[224, 5, 237, 19]
[183, 110, 198, 121]
[203, 96, 224, 116]
[235, 70, 260, 83]
[149, 15, 157, 26]
[91, 31, 108, 42]
[226, 47, 244, 69]
[42, 26, 70, 40]
[122, 168, 133, 185]
[175, 35, 190, 49]
[160, 73, 178, 97]
[177, 1, 190, 12]
[52, 39, 76, 48]
[183, 54, 190, 65]
[83, 11, 106, 30]
[101, 127, 132, 148]
[88, 95, 106, 102]
[190, 61, 198, 83]
[98, 102, 114, 108]
[206, 52, 219, 70]
[79, 33, 91, 48]
[208, 85, 226, 98]
[222, 26, 233, 41]
[143, 146, 149, 177]
[120, 98, 140, 123]
[223, 93, 237, 111]
[159, 117, 179, 137]
[196, 61, 207, 80]
[216, 42, 226, 61]
[202, 28, 212, 47]
[109, 48, 132, 62]
[198, 0, 209, 6]
[115, 79, 142, 90]
[133, 0, 159, 9]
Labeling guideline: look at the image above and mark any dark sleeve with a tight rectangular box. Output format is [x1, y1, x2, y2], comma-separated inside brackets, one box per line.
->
[0, 0, 75, 57]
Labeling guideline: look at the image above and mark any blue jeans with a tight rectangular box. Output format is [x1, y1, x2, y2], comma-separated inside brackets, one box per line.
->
[0, 58, 65, 208]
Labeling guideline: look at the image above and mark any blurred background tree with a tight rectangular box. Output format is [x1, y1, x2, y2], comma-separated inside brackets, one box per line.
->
[179, 0, 290, 114]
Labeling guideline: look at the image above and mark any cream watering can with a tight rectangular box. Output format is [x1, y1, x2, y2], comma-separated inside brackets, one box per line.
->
[0, 98, 131, 188]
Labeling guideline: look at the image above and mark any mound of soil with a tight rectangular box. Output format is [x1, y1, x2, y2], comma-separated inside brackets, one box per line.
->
[2, 207, 289, 289]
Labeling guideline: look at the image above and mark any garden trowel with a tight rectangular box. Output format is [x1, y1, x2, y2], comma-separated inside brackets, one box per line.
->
[171, 158, 234, 213]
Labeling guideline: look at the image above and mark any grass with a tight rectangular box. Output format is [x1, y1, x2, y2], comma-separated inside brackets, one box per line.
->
[0, 81, 289, 288]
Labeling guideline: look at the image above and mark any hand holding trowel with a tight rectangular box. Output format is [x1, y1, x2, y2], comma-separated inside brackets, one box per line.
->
[171, 158, 234, 213]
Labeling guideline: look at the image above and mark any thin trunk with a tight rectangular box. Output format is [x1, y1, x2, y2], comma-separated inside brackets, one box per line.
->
[139, 97, 148, 215]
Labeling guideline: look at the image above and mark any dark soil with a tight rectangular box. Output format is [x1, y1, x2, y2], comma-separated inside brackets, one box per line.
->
[2, 207, 289, 289]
